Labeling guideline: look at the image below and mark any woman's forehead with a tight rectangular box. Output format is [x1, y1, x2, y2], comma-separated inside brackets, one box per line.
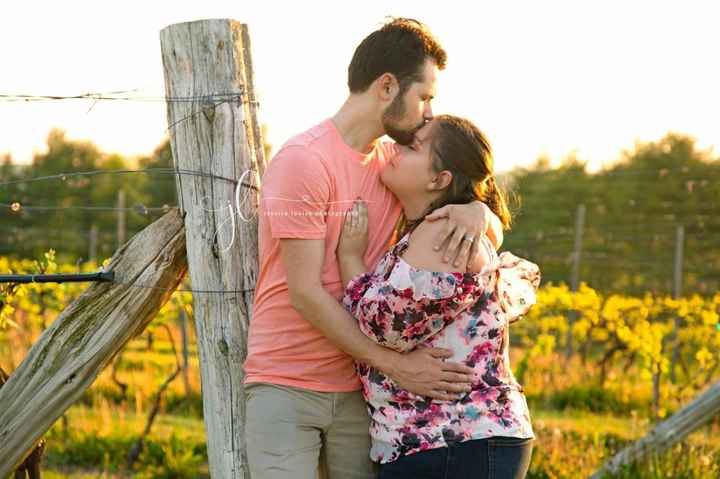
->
[416, 121, 435, 141]
[415, 120, 439, 147]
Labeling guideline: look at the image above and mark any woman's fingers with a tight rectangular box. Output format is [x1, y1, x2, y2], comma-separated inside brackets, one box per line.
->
[359, 201, 368, 232]
[344, 208, 353, 230]
[341, 201, 368, 240]
[350, 202, 359, 228]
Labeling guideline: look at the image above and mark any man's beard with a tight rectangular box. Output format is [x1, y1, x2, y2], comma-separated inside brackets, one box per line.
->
[382, 93, 423, 145]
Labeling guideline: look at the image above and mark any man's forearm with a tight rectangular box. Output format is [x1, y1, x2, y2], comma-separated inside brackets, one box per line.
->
[290, 288, 395, 369]
[487, 212, 503, 249]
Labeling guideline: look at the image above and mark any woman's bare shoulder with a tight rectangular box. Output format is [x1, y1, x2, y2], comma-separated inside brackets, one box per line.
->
[405, 219, 492, 273]
[403, 219, 461, 273]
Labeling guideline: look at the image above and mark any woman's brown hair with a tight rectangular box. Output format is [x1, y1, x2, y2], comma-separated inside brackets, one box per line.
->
[390, 115, 512, 245]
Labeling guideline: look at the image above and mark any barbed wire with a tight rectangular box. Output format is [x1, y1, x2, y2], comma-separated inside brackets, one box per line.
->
[0, 90, 255, 104]
[0, 88, 260, 136]
[0, 167, 239, 189]
[0, 135, 716, 294]
[110, 277, 255, 295]
[0, 270, 256, 295]
[510, 166, 720, 180]
[1, 167, 717, 217]
[0, 166, 261, 214]
[0, 202, 171, 213]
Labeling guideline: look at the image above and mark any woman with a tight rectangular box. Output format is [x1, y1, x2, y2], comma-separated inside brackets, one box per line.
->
[336, 115, 540, 479]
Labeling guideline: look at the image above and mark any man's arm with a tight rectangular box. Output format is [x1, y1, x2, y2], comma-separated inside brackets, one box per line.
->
[281, 238, 474, 401]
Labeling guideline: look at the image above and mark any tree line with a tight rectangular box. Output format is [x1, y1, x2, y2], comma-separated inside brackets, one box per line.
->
[1, 129, 718, 295]
[503, 132, 720, 295]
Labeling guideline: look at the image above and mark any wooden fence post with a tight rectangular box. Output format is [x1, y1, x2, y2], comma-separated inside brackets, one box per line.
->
[0, 209, 188, 476]
[590, 380, 720, 478]
[670, 224, 684, 383]
[160, 19, 266, 479]
[117, 189, 126, 249]
[566, 203, 585, 357]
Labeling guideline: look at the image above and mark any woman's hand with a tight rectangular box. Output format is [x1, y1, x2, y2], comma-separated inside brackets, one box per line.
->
[337, 200, 369, 286]
[338, 200, 369, 260]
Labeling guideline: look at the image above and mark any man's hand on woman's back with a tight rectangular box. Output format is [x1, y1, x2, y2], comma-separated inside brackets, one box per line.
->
[383, 347, 474, 401]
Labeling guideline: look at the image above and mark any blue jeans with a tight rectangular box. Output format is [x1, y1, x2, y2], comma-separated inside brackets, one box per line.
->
[377, 437, 533, 479]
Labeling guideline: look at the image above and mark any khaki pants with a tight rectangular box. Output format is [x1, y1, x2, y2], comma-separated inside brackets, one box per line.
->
[245, 382, 376, 479]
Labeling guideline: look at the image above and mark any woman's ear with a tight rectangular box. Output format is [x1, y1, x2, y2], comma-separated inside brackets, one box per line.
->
[429, 170, 453, 191]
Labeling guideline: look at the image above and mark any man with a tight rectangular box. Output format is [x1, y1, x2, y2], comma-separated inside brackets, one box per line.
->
[244, 18, 503, 479]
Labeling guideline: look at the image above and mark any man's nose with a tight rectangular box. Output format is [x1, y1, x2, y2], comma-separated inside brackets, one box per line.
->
[423, 103, 433, 120]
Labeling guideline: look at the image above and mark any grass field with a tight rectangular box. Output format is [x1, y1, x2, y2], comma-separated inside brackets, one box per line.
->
[2, 304, 719, 478]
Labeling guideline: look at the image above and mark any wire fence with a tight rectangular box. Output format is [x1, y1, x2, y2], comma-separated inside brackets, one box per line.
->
[1, 89, 719, 296]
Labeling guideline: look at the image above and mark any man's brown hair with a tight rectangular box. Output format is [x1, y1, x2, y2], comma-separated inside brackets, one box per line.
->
[348, 18, 447, 94]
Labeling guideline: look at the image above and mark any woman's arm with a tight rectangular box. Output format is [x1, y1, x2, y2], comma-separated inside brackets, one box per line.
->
[338, 256, 367, 288]
[344, 264, 484, 353]
[344, 220, 488, 352]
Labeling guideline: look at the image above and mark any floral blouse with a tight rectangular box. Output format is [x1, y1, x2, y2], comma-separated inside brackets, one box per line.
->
[342, 232, 541, 464]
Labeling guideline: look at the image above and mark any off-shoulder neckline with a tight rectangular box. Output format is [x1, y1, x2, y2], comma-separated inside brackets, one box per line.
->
[392, 233, 498, 278]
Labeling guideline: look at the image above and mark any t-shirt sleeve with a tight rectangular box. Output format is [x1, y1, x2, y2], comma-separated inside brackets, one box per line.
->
[260, 145, 331, 240]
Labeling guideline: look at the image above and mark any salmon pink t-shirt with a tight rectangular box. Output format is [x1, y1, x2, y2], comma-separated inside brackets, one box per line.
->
[244, 119, 402, 392]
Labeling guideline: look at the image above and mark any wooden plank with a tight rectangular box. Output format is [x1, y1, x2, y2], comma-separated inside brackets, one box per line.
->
[0, 209, 187, 476]
[590, 380, 720, 478]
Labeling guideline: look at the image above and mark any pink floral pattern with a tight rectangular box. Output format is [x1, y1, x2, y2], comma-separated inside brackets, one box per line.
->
[342, 233, 541, 464]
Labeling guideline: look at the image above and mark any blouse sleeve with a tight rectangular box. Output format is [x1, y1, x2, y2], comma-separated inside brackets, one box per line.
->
[342, 259, 489, 352]
[495, 252, 541, 323]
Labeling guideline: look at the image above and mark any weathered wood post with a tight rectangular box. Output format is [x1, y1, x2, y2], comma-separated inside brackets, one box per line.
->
[160, 19, 266, 478]
[590, 380, 720, 478]
[0, 209, 188, 476]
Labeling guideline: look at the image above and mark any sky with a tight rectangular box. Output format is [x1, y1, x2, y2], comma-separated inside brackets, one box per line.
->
[0, 0, 718, 173]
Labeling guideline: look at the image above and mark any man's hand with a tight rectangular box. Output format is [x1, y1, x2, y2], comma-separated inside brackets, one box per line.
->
[384, 348, 475, 401]
[425, 201, 502, 268]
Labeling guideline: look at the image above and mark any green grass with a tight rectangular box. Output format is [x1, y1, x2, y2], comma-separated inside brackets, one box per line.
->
[4, 323, 719, 478]
[41, 401, 208, 477]
[37, 404, 720, 478]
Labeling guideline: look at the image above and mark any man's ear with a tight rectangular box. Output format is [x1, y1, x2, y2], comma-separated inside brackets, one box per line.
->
[376, 73, 399, 101]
